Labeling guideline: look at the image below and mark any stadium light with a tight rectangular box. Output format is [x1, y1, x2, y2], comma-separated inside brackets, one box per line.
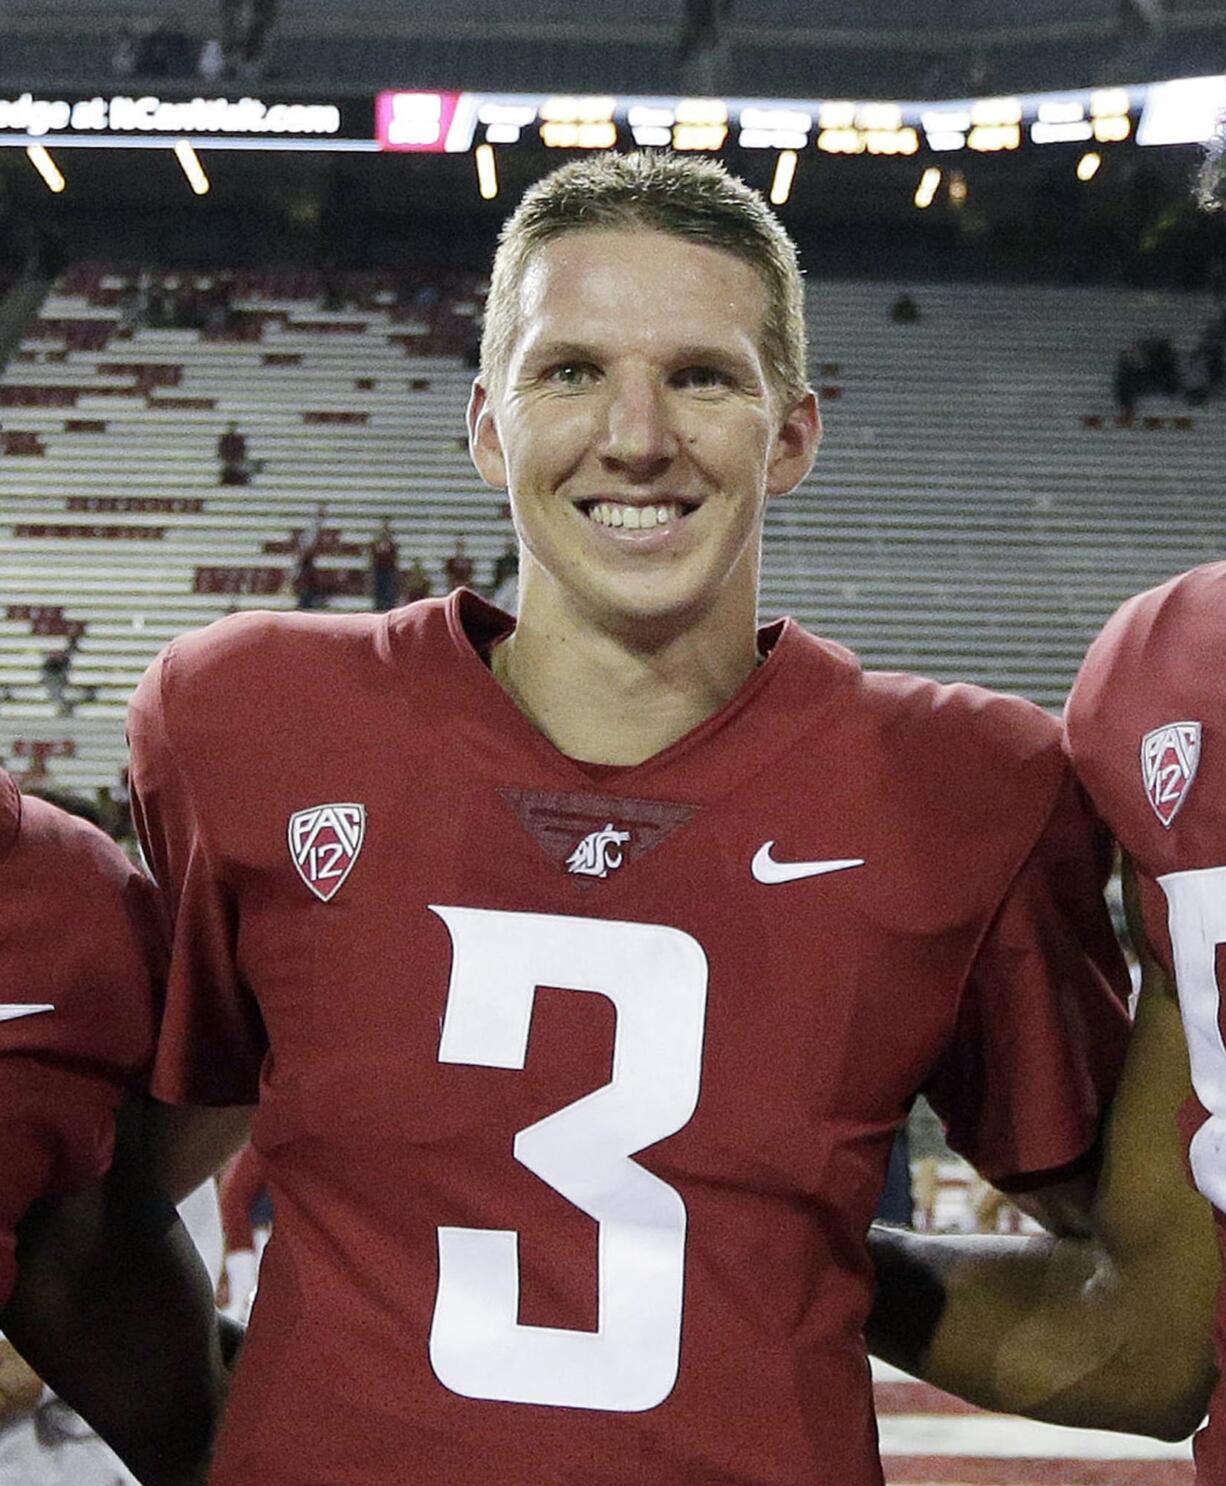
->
[475, 142, 498, 199]
[948, 170, 968, 204]
[769, 149, 797, 205]
[174, 140, 210, 194]
[914, 167, 941, 208]
[1077, 150, 1102, 181]
[26, 144, 65, 193]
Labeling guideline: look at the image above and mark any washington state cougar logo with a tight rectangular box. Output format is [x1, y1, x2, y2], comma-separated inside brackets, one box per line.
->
[289, 803, 366, 901]
[566, 823, 631, 879]
[1141, 722, 1202, 828]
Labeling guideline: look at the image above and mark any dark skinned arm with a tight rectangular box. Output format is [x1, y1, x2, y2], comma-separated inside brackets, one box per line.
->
[867, 862, 1219, 1440]
[0, 1098, 232, 1486]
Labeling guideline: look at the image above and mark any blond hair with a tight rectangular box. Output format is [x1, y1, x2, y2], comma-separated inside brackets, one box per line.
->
[481, 152, 808, 405]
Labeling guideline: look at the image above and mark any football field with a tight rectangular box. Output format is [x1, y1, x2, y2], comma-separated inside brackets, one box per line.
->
[876, 1360, 1195, 1485]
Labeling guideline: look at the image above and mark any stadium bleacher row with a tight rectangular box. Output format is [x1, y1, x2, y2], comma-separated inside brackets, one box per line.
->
[0, 266, 1222, 791]
[1, 0, 1221, 98]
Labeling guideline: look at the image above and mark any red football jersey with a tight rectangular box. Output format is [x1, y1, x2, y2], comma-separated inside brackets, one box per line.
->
[129, 591, 1129, 1486]
[1066, 560, 1226, 1483]
[0, 772, 165, 1303]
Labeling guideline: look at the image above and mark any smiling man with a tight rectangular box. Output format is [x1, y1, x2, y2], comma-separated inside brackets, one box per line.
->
[128, 153, 1129, 1485]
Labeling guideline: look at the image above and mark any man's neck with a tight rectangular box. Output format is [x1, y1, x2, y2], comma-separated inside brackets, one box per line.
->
[492, 605, 761, 768]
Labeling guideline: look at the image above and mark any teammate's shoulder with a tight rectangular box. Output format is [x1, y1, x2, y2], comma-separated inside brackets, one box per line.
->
[0, 778, 138, 890]
[1090, 562, 1226, 667]
[1069, 562, 1226, 733]
[0, 769, 18, 862]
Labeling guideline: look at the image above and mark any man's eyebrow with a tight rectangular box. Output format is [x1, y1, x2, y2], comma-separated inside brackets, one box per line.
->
[669, 343, 758, 370]
[518, 340, 600, 370]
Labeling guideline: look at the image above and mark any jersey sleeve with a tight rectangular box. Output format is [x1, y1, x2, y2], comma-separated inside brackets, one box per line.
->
[925, 766, 1131, 1187]
[1065, 562, 1226, 975]
[0, 799, 167, 1304]
[128, 644, 268, 1106]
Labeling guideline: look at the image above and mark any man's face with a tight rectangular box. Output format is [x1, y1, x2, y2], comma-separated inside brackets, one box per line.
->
[469, 228, 819, 640]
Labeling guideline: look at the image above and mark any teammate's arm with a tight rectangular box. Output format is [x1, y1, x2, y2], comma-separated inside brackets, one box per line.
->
[0, 1100, 231, 1486]
[146, 1100, 255, 1204]
[867, 863, 1219, 1440]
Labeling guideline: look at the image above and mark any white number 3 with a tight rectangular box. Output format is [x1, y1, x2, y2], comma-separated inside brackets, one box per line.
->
[427, 905, 709, 1412]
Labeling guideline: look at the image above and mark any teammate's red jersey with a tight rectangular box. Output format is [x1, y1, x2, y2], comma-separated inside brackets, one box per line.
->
[0, 772, 165, 1303]
[1066, 560, 1226, 1482]
[129, 591, 1129, 1486]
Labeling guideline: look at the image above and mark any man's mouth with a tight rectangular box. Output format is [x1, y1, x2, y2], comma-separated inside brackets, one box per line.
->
[578, 500, 700, 530]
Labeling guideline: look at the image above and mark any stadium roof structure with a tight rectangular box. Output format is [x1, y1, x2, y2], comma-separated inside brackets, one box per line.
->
[1, 0, 1224, 99]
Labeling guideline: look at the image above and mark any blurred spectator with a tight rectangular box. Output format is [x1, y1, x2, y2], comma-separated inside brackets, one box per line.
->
[964, 53, 993, 93]
[1141, 335, 1181, 396]
[217, 421, 250, 485]
[370, 519, 401, 612]
[889, 293, 921, 325]
[1114, 340, 1145, 417]
[490, 540, 519, 611]
[40, 644, 75, 716]
[402, 556, 431, 604]
[292, 502, 328, 610]
[201, 275, 235, 335]
[321, 270, 345, 313]
[198, 37, 226, 81]
[222, 0, 279, 79]
[1113, 334, 1183, 415]
[117, 277, 145, 335]
[148, 277, 177, 329]
[677, 0, 732, 91]
[443, 536, 474, 592]
[110, 25, 138, 77]
[1185, 324, 1225, 406]
[137, 19, 195, 79]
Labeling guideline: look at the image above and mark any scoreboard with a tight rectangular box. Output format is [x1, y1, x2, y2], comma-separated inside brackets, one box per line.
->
[0, 73, 1219, 157]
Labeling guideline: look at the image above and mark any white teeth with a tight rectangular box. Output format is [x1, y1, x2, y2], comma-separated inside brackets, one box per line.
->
[586, 502, 684, 530]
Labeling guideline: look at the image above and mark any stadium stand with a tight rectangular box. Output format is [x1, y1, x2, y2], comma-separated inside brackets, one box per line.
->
[0, 267, 1222, 792]
[0, 0, 1220, 97]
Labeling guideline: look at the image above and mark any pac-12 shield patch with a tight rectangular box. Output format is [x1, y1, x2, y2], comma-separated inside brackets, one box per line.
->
[288, 802, 366, 901]
[1141, 721, 1202, 828]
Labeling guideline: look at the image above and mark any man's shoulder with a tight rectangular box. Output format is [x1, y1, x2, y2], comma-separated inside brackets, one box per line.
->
[863, 670, 1067, 853]
[859, 665, 1062, 768]
[1067, 564, 1226, 856]
[0, 783, 140, 899]
[129, 600, 460, 784]
[1070, 563, 1226, 737]
[161, 608, 385, 687]
[139, 604, 447, 723]
[0, 770, 17, 862]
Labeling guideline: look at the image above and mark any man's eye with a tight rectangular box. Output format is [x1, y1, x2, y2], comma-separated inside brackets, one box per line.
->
[547, 363, 596, 386]
[675, 366, 731, 389]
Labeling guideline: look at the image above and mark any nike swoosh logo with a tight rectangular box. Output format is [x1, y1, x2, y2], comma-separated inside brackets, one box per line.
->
[751, 843, 865, 885]
[0, 1004, 55, 1023]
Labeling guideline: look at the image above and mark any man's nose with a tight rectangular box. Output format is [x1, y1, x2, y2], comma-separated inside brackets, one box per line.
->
[598, 375, 677, 480]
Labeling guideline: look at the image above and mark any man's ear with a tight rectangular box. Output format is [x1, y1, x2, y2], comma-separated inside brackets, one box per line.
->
[467, 380, 508, 490]
[766, 389, 822, 497]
